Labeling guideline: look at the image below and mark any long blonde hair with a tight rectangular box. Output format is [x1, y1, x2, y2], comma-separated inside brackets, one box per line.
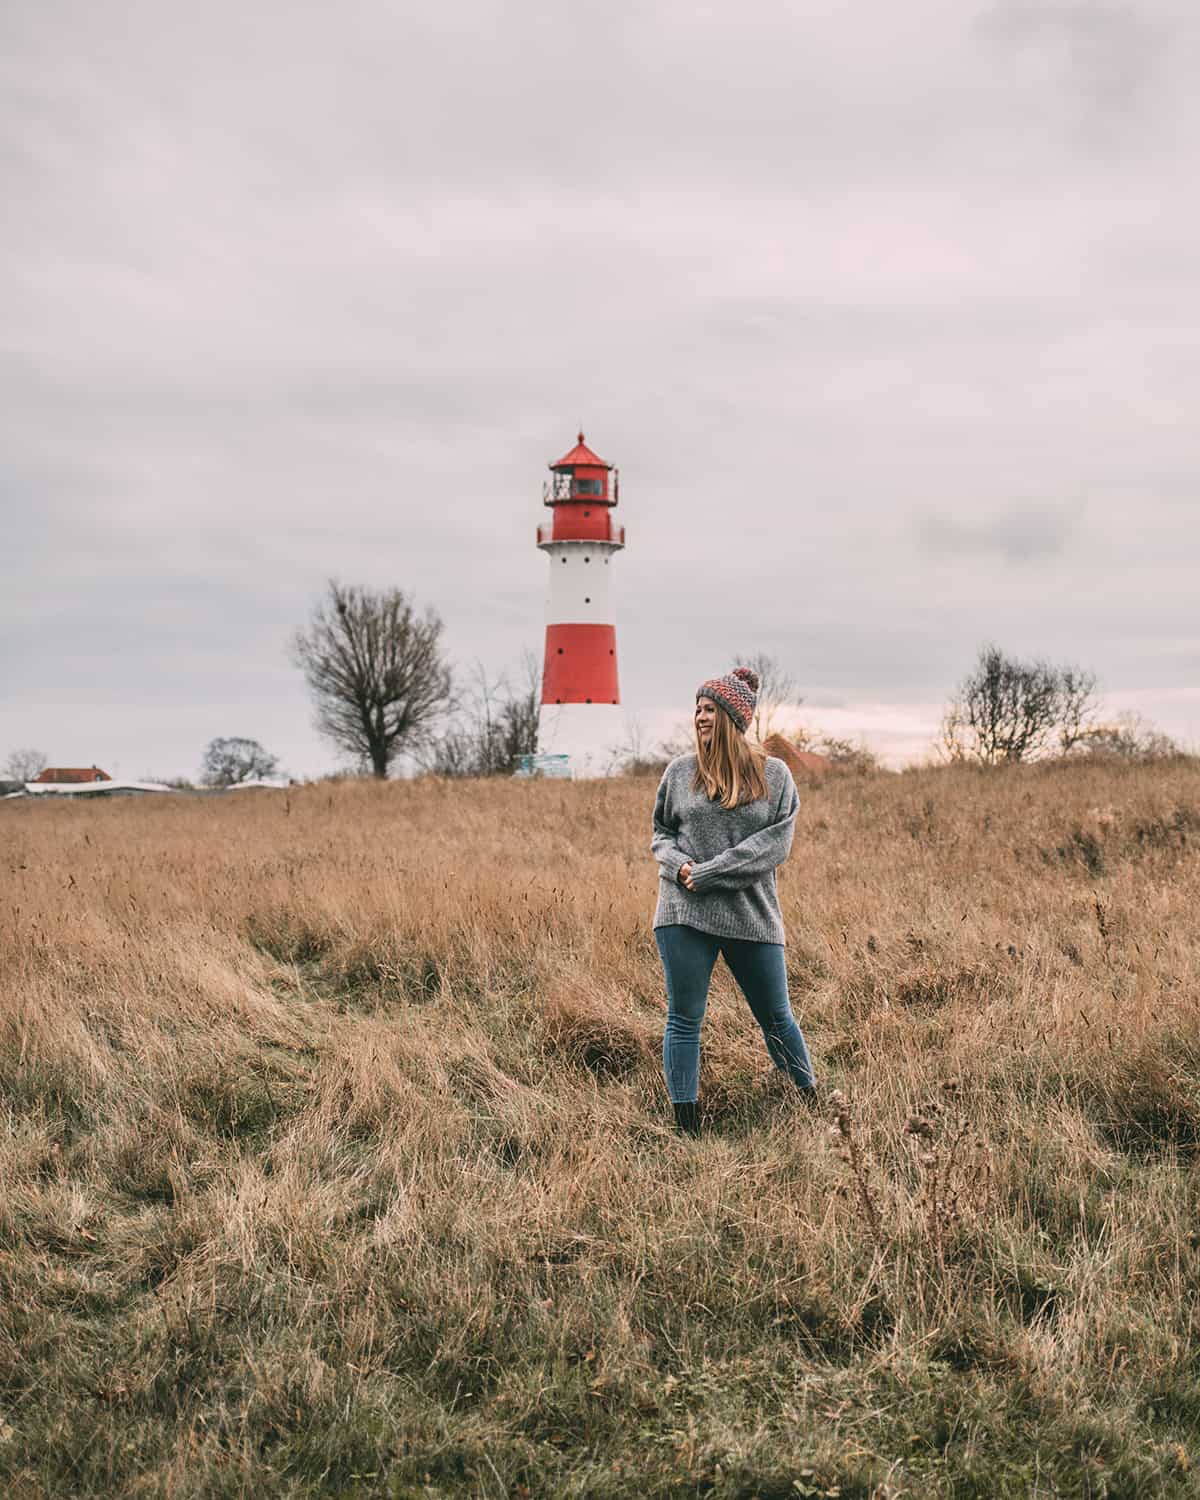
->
[693, 704, 769, 808]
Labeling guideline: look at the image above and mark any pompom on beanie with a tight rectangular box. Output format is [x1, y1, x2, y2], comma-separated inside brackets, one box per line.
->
[696, 666, 759, 734]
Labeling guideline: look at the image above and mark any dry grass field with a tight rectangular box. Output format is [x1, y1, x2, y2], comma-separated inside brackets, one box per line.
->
[3, 758, 1200, 1498]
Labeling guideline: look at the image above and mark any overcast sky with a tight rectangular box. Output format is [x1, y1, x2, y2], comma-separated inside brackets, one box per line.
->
[4, 0, 1198, 777]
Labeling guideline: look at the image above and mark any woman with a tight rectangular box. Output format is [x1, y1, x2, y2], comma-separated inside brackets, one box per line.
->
[651, 666, 815, 1135]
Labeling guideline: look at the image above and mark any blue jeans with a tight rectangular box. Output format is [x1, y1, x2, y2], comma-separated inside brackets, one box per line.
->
[654, 924, 815, 1104]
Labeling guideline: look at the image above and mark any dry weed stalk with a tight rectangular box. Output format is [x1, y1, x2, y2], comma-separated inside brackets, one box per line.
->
[827, 1088, 884, 1245]
[1094, 893, 1113, 966]
[904, 1081, 996, 1256]
[828, 1081, 997, 1259]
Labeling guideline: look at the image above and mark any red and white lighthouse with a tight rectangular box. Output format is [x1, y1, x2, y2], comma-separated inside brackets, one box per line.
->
[536, 432, 625, 775]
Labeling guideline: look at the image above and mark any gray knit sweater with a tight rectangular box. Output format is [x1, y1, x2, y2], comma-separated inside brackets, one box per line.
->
[651, 753, 800, 945]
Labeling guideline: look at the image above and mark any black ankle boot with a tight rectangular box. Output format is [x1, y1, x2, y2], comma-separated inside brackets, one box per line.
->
[673, 1101, 701, 1136]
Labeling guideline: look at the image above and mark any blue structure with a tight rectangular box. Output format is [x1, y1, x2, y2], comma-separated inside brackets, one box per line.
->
[514, 753, 573, 780]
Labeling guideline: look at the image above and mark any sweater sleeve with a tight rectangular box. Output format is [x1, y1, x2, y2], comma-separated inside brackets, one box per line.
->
[650, 766, 691, 885]
[686, 770, 799, 893]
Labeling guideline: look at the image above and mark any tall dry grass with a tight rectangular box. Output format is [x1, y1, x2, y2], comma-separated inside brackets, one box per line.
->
[2, 760, 1200, 1498]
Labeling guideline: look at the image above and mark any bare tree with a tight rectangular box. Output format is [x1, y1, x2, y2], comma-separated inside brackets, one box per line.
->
[816, 735, 881, 775]
[2, 747, 47, 782]
[943, 645, 1098, 765]
[944, 645, 1056, 763]
[293, 582, 452, 778]
[497, 650, 542, 769]
[201, 737, 280, 787]
[295, 582, 452, 778]
[1056, 666, 1100, 753]
[613, 716, 694, 776]
[734, 652, 803, 742]
[939, 702, 967, 763]
[1073, 713, 1180, 762]
[422, 653, 540, 777]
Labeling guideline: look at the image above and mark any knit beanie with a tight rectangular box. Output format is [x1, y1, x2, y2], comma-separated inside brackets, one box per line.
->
[696, 666, 759, 734]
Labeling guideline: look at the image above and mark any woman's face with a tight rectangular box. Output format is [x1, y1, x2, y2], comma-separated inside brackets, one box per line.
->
[694, 696, 718, 749]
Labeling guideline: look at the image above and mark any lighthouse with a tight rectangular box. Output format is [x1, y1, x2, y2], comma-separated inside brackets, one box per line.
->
[536, 432, 625, 776]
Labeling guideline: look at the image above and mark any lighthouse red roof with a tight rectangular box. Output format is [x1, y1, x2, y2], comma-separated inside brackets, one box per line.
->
[550, 432, 612, 471]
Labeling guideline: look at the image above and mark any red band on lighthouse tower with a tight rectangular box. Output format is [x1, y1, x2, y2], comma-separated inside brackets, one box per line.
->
[542, 623, 619, 704]
[536, 433, 625, 775]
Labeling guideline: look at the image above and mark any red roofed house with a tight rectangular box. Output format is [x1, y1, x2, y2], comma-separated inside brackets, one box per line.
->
[33, 766, 112, 784]
[762, 735, 831, 780]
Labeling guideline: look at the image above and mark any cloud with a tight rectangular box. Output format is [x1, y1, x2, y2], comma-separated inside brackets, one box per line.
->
[916, 505, 1078, 563]
[974, 1, 1166, 140]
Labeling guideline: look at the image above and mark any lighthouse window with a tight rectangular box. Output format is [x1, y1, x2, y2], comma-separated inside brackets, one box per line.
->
[584, 556, 590, 564]
[584, 597, 590, 603]
[557, 647, 564, 654]
[586, 697, 592, 704]
[575, 478, 602, 497]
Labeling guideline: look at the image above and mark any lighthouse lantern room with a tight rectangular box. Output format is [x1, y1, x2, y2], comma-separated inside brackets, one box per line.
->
[536, 432, 625, 776]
